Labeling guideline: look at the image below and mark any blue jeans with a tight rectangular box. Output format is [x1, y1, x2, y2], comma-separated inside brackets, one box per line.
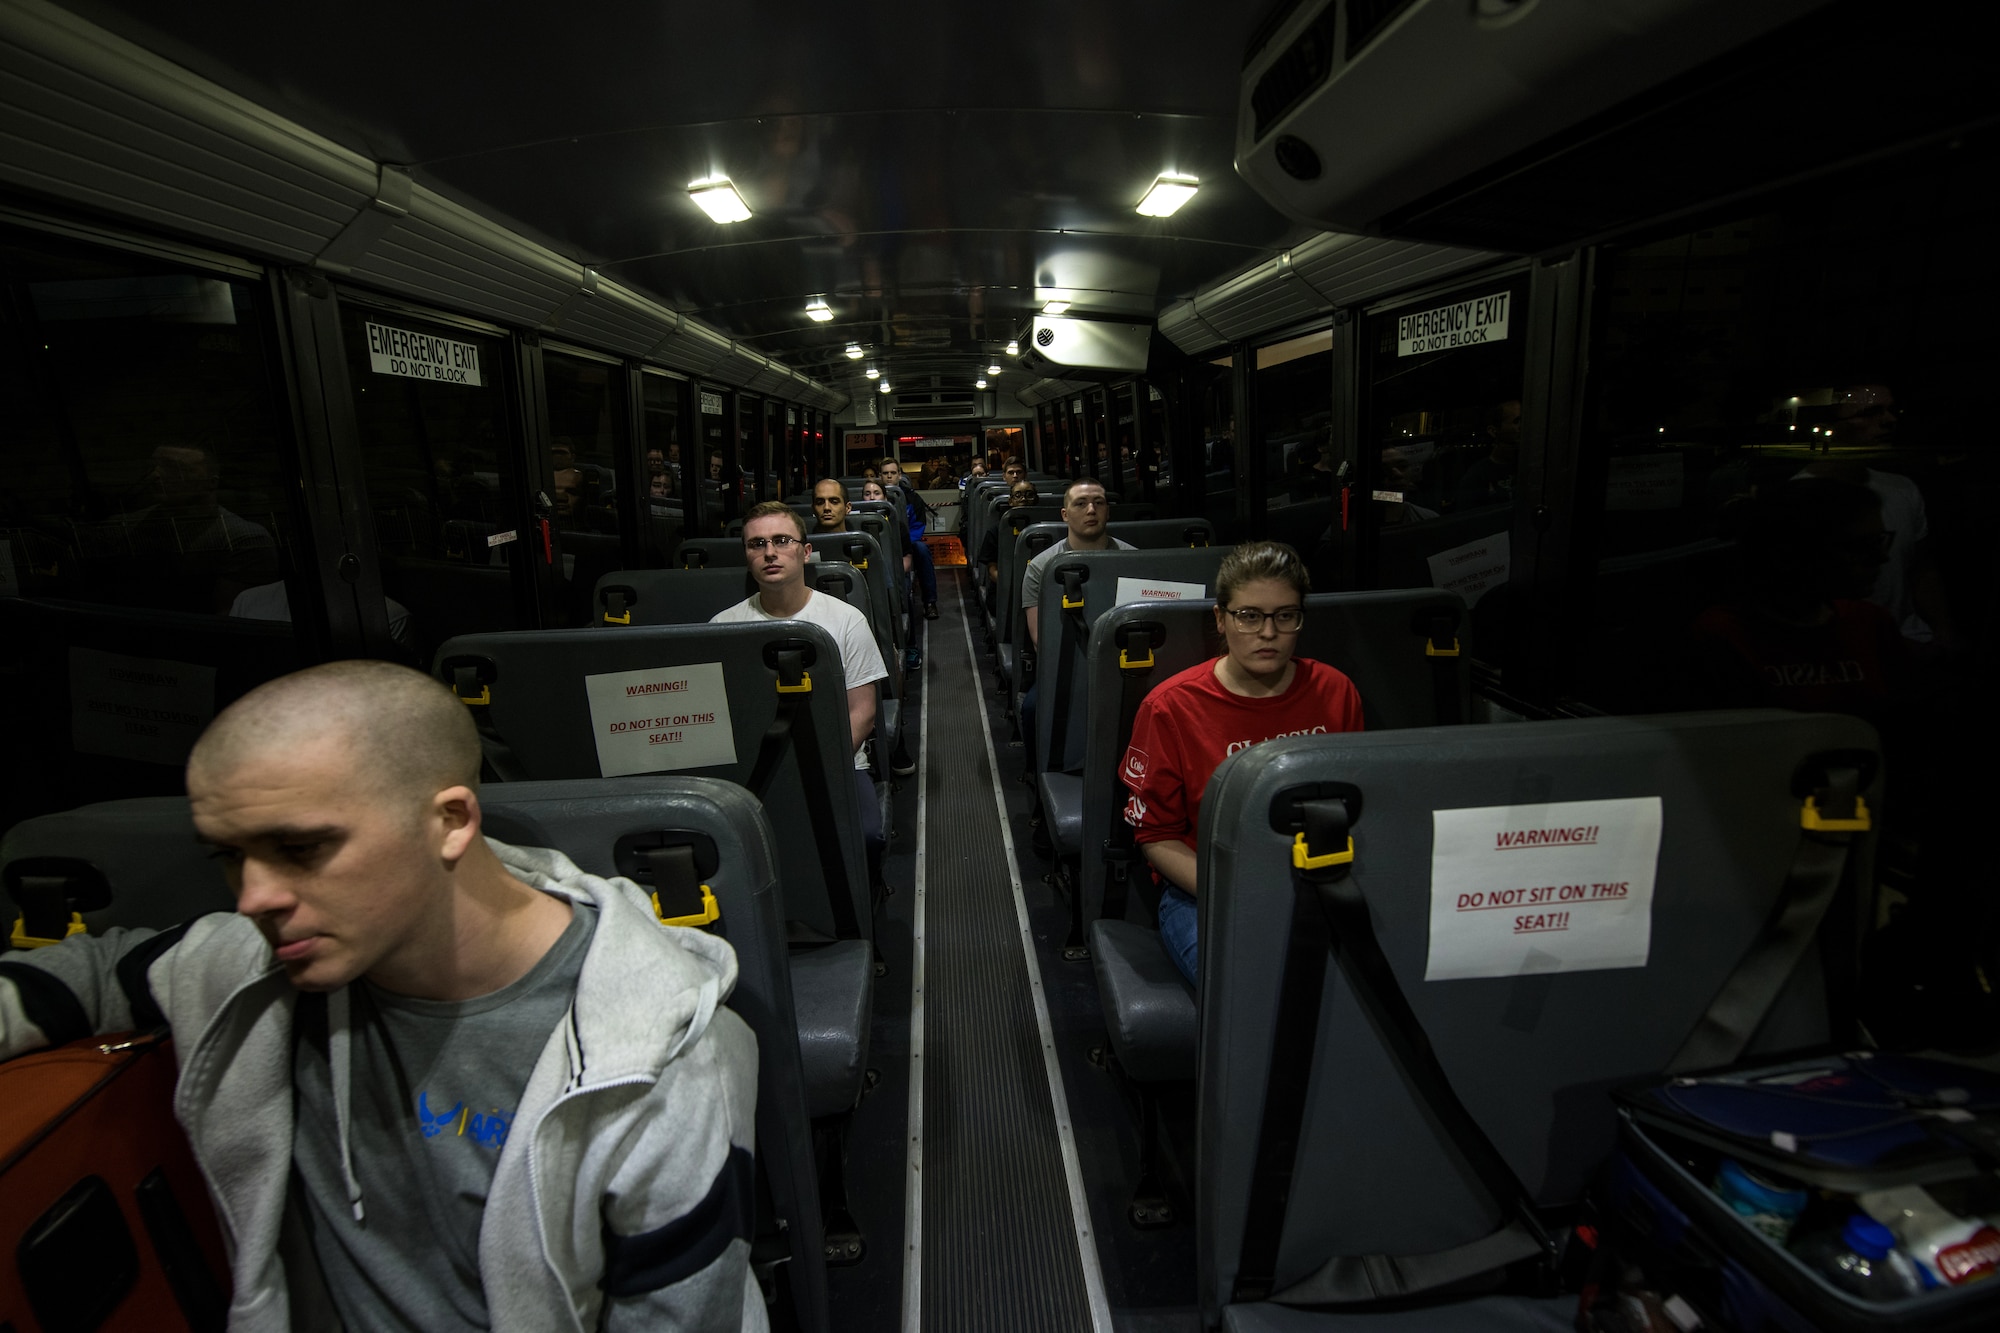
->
[1156, 883, 1199, 987]
[909, 534, 937, 604]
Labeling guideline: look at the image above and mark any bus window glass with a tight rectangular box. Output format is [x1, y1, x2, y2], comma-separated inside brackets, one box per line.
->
[640, 372, 683, 565]
[0, 231, 299, 821]
[543, 349, 623, 626]
[342, 302, 521, 668]
[697, 386, 728, 530]
[1256, 329, 1337, 564]
[1360, 274, 1529, 669]
[1198, 358, 1236, 534]
[1142, 381, 1172, 500]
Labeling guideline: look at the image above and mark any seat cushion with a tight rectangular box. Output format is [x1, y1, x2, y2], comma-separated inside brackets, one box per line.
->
[1222, 1296, 1576, 1332]
[881, 696, 901, 750]
[1089, 918, 1195, 1083]
[788, 939, 873, 1118]
[1038, 771, 1084, 859]
[997, 643, 1015, 687]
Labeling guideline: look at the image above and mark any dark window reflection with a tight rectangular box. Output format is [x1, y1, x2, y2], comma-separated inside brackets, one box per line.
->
[544, 351, 623, 626]
[641, 373, 683, 564]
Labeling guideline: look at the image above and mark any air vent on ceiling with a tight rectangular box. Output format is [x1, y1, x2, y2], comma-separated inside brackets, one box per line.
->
[1250, 2, 1339, 140]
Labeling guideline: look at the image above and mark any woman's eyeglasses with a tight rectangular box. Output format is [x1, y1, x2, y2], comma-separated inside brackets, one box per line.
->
[1222, 606, 1305, 633]
[744, 534, 801, 552]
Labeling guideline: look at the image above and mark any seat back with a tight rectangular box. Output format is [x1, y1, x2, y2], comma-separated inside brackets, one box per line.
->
[473, 776, 828, 1331]
[432, 622, 870, 943]
[1078, 589, 1469, 922]
[676, 537, 748, 569]
[989, 506, 1063, 635]
[593, 567, 753, 626]
[806, 533, 902, 653]
[1, 796, 231, 944]
[1033, 546, 1233, 775]
[1194, 712, 1879, 1320]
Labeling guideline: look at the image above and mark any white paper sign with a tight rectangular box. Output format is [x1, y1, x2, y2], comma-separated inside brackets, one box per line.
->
[584, 662, 736, 777]
[69, 647, 217, 766]
[1606, 453, 1685, 511]
[0, 538, 19, 596]
[1114, 577, 1206, 605]
[1426, 532, 1510, 606]
[1425, 796, 1663, 981]
[1398, 292, 1511, 356]
[365, 321, 483, 386]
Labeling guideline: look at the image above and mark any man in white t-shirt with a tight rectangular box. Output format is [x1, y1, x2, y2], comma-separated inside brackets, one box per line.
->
[710, 501, 889, 853]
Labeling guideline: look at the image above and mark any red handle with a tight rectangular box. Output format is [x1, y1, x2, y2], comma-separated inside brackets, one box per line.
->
[1340, 486, 1351, 531]
[539, 519, 553, 564]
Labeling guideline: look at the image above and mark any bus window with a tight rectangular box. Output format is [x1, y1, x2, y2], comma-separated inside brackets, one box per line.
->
[544, 349, 624, 626]
[1360, 274, 1530, 670]
[697, 386, 730, 531]
[1256, 329, 1337, 560]
[342, 302, 522, 667]
[1198, 358, 1235, 534]
[639, 372, 684, 564]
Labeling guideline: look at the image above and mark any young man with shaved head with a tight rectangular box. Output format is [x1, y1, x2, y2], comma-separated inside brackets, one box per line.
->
[0, 660, 765, 1332]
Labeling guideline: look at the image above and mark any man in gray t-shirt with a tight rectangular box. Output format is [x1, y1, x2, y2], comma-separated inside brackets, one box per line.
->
[1022, 477, 1134, 648]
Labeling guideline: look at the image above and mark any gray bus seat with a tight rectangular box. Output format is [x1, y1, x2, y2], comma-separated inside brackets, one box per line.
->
[594, 566, 753, 626]
[1193, 712, 1878, 1327]
[452, 777, 842, 1327]
[808, 530, 904, 650]
[676, 537, 747, 569]
[983, 503, 1061, 643]
[804, 561, 902, 766]
[1, 796, 230, 946]
[430, 623, 871, 950]
[1089, 917, 1197, 1083]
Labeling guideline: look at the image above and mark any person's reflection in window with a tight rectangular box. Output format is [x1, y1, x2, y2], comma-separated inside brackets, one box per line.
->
[648, 467, 675, 502]
[1452, 400, 1521, 510]
[110, 442, 277, 612]
[1376, 445, 1439, 526]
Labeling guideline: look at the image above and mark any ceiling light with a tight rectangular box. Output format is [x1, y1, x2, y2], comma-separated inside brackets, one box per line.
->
[864, 367, 880, 379]
[975, 379, 988, 389]
[1042, 300, 1070, 316]
[1137, 172, 1201, 218]
[879, 381, 892, 394]
[844, 343, 863, 359]
[987, 364, 1002, 376]
[1005, 340, 1019, 356]
[688, 176, 752, 223]
[805, 297, 833, 323]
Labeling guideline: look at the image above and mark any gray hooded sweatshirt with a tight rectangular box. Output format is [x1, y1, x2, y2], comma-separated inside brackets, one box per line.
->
[0, 840, 766, 1332]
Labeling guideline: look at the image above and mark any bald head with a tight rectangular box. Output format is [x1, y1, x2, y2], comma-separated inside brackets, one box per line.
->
[190, 660, 481, 811]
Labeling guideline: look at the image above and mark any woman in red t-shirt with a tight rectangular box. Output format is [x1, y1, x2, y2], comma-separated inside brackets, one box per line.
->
[1120, 541, 1365, 985]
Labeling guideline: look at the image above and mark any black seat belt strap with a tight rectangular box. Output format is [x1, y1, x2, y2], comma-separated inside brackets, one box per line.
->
[1668, 765, 1868, 1073]
[1044, 565, 1090, 774]
[1101, 623, 1164, 923]
[746, 647, 864, 943]
[1421, 612, 1462, 727]
[1236, 797, 1558, 1307]
[449, 662, 530, 783]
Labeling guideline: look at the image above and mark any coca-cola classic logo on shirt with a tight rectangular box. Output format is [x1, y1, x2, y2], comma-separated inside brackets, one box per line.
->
[1225, 725, 1329, 757]
[1123, 748, 1148, 782]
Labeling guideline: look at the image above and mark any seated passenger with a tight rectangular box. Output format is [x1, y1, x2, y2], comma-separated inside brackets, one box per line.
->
[978, 479, 1040, 610]
[1021, 478, 1131, 649]
[811, 476, 853, 534]
[0, 660, 764, 1330]
[712, 501, 889, 860]
[1120, 541, 1365, 986]
[860, 479, 887, 502]
[1690, 477, 1905, 736]
[879, 458, 938, 621]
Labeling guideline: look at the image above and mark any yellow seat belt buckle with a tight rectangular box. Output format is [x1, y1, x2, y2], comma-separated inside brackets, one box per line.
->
[776, 672, 813, 695]
[1062, 593, 1084, 611]
[11, 912, 87, 949]
[602, 609, 631, 625]
[652, 884, 721, 929]
[1119, 646, 1155, 671]
[454, 684, 491, 706]
[1425, 638, 1461, 658]
[1802, 794, 1871, 833]
[1292, 832, 1355, 871]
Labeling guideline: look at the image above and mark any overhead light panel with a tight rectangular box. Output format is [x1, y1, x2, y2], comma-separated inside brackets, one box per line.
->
[987, 364, 1002, 376]
[864, 366, 880, 379]
[879, 381, 892, 393]
[1042, 300, 1070, 316]
[805, 297, 834, 323]
[975, 379, 988, 389]
[1136, 172, 1200, 217]
[844, 343, 863, 359]
[1005, 340, 1019, 356]
[688, 175, 751, 223]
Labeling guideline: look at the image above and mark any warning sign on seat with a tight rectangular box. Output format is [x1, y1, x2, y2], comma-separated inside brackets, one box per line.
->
[1424, 796, 1662, 981]
[365, 322, 483, 386]
[1114, 577, 1206, 605]
[1426, 532, 1509, 607]
[584, 662, 736, 777]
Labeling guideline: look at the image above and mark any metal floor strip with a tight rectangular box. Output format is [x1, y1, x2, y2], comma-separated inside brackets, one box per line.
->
[900, 573, 1107, 1333]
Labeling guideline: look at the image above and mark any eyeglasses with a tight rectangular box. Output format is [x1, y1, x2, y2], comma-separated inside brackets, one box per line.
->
[1066, 497, 1107, 510]
[1222, 606, 1305, 633]
[744, 534, 801, 552]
